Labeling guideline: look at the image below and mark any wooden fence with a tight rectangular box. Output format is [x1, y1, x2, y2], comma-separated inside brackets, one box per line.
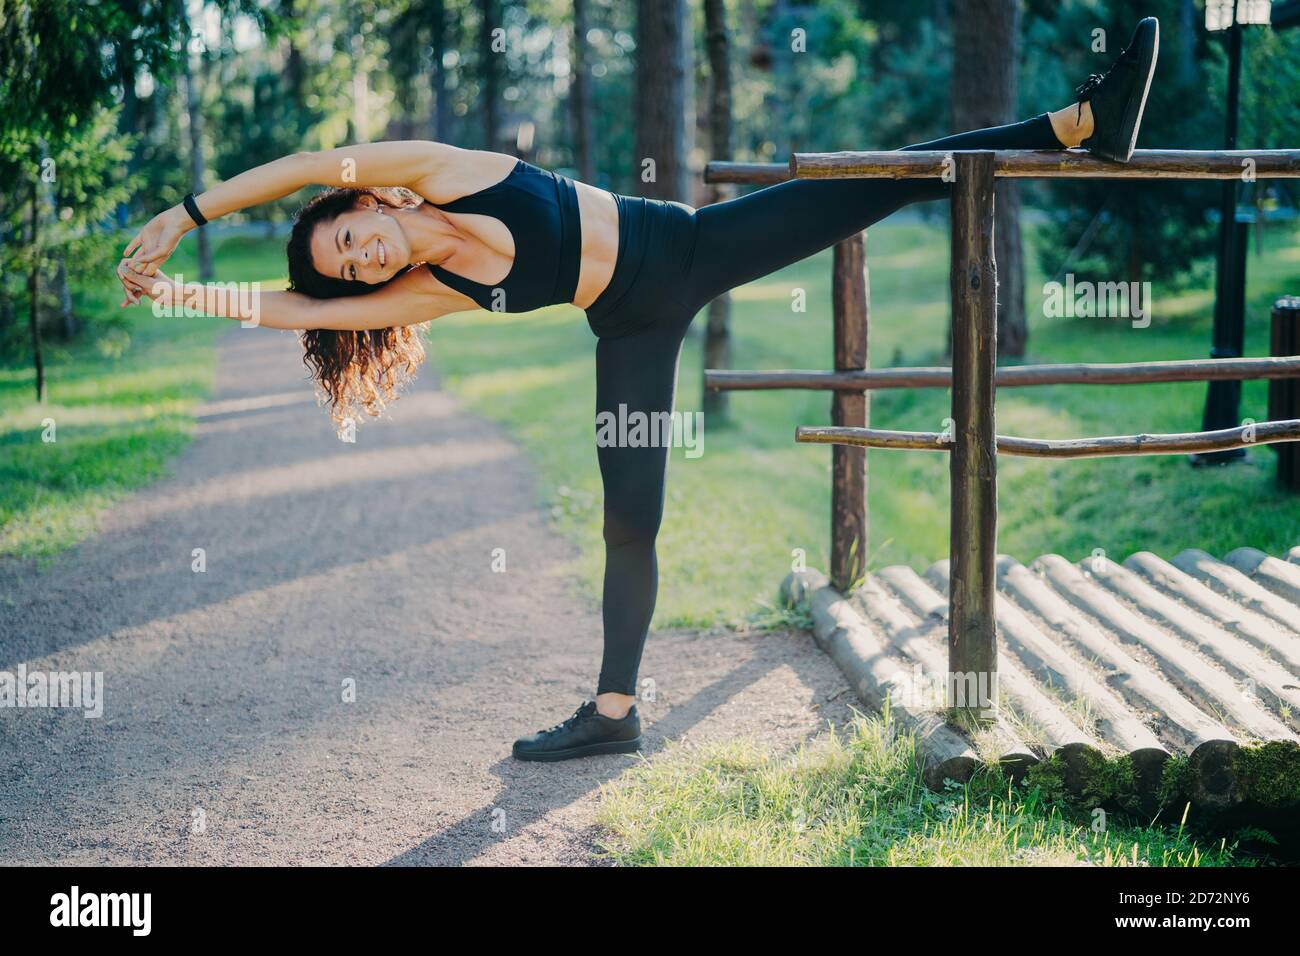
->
[705, 147, 1300, 723]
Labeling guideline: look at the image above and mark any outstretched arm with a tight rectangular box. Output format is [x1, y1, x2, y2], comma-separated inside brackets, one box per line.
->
[117, 260, 453, 331]
[122, 141, 459, 273]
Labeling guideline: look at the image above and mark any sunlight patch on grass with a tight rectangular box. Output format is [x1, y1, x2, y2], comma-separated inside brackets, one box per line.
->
[597, 713, 1244, 867]
[729, 280, 803, 302]
[0, 238, 260, 559]
[448, 357, 589, 402]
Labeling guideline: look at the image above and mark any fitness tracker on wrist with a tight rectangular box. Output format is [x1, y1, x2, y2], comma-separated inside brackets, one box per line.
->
[182, 193, 208, 227]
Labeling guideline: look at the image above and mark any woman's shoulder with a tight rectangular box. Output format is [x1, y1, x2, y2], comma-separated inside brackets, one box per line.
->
[412, 146, 520, 205]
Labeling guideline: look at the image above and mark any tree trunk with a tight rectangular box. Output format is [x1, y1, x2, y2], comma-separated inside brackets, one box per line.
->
[702, 0, 734, 419]
[1128, 222, 1143, 288]
[772, 0, 799, 157]
[0, 290, 14, 341]
[351, 28, 370, 143]
[429, 0, 451, 142]
[951, 0, 1026, 358]
[29, 180, 44, 402]
[479, 0, 500, 151]
[113, 5, 139, 229]
[571, 0, 596, 184]
[284, 1, 306, 115]
[634, 0, 690, 203]
[179, 0, 213, 280]
[1178, 0, 1196, 84]
[56, 256, 76, 339]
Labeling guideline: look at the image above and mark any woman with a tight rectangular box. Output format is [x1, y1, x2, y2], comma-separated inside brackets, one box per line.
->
[118, 19, 1159, 762]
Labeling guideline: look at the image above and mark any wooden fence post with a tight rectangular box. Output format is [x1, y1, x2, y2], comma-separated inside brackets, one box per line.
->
[1270, 296, 1300, 492]
[948, 152, 998, 722]
[831, 233, 869, 592]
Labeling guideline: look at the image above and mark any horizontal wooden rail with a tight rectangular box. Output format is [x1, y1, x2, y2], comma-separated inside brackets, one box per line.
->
[792, 149, 1300, 181]
[705, 355, 1300, 392]
[703, 161, 788, 185]
[795, 419, 1300, 459]
[706, 150, 1300, 185]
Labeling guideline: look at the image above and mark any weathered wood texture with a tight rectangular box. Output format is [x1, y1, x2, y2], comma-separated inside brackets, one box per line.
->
[795, 419, 1300, 457]
[706, 355, 1300, 392]
[1086, 557, 1300, 722]
[947, 151, 999, 721]
[830, 235, 869, 593]
[1172, 549, 1300, 636]
[790, 148, 1300, 181]
[1125, 551, 1300, 671]
[703, 161, 788, 184]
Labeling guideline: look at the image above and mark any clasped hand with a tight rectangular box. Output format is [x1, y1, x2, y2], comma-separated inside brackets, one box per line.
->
[116, 205, 191, 307]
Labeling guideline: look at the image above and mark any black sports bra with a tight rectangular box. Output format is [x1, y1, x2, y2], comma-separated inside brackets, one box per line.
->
[427, 160, 583, 313]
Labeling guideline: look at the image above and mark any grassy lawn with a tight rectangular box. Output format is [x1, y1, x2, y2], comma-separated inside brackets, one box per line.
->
[432, 216, 1300, 629]
[0, 235, 284, 560]
[597, 713, 1248, 866]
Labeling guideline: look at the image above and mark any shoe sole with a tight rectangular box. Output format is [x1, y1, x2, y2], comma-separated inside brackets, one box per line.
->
[512, 735, 644, 762]
[1103, 19, 1159, 163]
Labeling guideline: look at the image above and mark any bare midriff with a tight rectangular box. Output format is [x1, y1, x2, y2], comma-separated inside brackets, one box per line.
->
[571, 181, 619, 309]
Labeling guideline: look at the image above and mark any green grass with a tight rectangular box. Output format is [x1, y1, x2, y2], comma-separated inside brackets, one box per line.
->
[432, 218, 1300, 628]
[597, 712, 1248, 866]
[0, 235, 286, 559]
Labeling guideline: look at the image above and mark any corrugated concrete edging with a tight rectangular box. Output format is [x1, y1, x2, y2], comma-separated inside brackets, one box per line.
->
[779, 568, 1031, 790]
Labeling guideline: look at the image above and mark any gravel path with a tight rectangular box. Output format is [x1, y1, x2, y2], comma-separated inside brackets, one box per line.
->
[0, 327, 853, 866]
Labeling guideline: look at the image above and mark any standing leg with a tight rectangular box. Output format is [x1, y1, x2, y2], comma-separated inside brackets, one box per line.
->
[591, 316, 690, 703]
[513, 306, 693, 761]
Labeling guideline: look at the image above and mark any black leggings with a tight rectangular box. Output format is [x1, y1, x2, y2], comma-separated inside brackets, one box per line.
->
[584, 114, 1062, 695]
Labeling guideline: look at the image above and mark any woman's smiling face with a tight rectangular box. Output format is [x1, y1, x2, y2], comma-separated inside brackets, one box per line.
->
[308, 194, 411, 285]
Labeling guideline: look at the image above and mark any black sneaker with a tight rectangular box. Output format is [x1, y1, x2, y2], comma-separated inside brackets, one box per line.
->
[512, 700, 643, 762]
[1076, 17, 1159, 162]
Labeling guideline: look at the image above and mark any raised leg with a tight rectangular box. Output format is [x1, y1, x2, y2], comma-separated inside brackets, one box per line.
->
[684, 114, 1065, 308]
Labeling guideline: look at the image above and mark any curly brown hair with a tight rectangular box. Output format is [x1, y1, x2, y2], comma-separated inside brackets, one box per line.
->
[286, 187, 428, 435]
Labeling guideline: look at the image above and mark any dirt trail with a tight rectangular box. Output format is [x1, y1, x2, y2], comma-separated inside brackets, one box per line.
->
[0, 328, 853, 865]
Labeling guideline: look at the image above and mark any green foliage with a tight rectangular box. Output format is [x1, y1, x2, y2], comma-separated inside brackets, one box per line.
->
[0, 110, 135, 357]
[856, 17, 952, 151]
[0, 0, 178, 139]
[1229, 24, 1300, 217]
[1235, 742, 1300, 808]
[1027, 0, 1291, 286]
[1159, 754, 1197, 805]
[0, 0, 271, 371]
